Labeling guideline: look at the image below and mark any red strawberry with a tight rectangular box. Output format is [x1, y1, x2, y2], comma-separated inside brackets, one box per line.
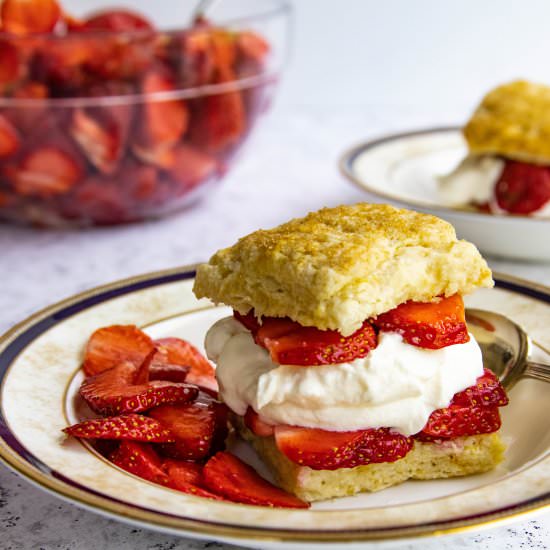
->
[244, 407, 274, 437]
[233, 310, 260, 332]
[10, 146, 83, 197]
[149, 392, 228, 460]
[167, 144, 218, 194]
[1, 0, 62, 35]
[83, 325, 155, 377]
[451, 369, 509, 408]
[82, 9, 153, 32]
[63, 414, 175, 443]
[80, 361, 197, 415]
[203, 451, 309, 508]
[0, 40, 21, 87]
[149, 365, 190, 384]
[163, 459, 222, 499]
[373, 294, 469, 349]
[249, 316, 378, 367]
[0, 115, 20, 158]
[274, 426, 413, 470]
[153, 337, 218, 393]
[495, 160, 550, 214]
[416, 405, 502, 440]
[109, 441, 168, 484]
[237, 31, 270, 65]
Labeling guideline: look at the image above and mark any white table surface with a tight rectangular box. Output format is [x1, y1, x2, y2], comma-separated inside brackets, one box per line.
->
[0, 108, 548, 550]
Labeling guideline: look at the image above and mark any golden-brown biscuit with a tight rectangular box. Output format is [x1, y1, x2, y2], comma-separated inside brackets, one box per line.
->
[464, 80, 550, 164]
[193, 203, 492, 335]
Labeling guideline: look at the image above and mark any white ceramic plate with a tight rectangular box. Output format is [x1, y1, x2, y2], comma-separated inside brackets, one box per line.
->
[339, 127, 550, 262]
[0, 267, 549, 549]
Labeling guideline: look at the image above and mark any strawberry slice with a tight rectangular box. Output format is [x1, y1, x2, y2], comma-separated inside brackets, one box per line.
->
[153, 337, 217, 393]
[63, 414, 175, 443]
[109, 441, 168, 484]
[495, 160, 550, 214]
[244, 407, 274, 437]
[167, 145, 218, 194]
[11, 146, 82, 197]
[1, 0, 62, 35]
[373, 294, 469, 349]
[136, 69, 189, 151]
[82, 9, 154, 32]
[0, 115, 20, 158]
[247, 316, 378, 367]
[149, 392, 228, 460]
[451, 369, 509, 408]
[274, 426, 413, 470]
[0, 40, 20, 87]
[83, 325, 155, 377]
[80, 362, 197, 415]
[237, 31, 270, 66]
[233, 310, 260, 332]
[149, 365, 190, 383]
[203, 451, 310, 508]
[163, 459, 222, 499]
[416, 405, 502, 440]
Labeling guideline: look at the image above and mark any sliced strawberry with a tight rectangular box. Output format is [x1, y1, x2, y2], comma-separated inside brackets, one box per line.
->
[373, 294, 469, 349]
[1, 0, 62, 35]
[251, 317, 378, 367]
[495, 160, 550, 214]
[203, 451, 310, 508]
[109, 441, 168, 484]
[149, 365, 190, 384]
[163, 459, 222, 499]
[451, 369, 509, 408]
[63, 413, 175, 443]
[149, 392, 228, 460]
[11, 146, 82, 197]
[7, 81, 49, 135]
[153, 337, 217, 393]
[233, 310, 260, 332]
[274, 425, 413, 470]
[83, 325, 155, 377]
[0, 115, 20, 158]
[167, 144, 218, 194]
[237, 31, 270, 65]
[70, 105, 132, 174]
[136, 69, 189, 151]
[179, 30, 216, 88]
[80, 362, 197, 415]
[82, 9, 154, 32]
[0, 40, 20, 87]
[416, 405, 502, 440]
[244, 407, 274, 437]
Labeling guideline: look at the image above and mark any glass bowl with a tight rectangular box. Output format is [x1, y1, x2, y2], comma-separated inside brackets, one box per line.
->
[0, 0, 290, 227]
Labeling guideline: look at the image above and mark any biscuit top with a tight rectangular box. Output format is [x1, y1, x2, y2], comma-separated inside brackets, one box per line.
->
[464, 80, 550, 164]
[193, 203, 493, 335]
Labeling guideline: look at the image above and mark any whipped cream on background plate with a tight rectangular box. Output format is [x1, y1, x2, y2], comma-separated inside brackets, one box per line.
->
[205, 317, 484, 436]
[439, 155, 550, 218]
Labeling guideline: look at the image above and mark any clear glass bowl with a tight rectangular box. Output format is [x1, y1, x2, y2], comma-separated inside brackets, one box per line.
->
[0, 0, 291, 226]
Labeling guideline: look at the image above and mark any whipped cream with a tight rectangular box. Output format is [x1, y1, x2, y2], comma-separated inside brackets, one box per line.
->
[438, 155, 504, 206]
[205, 317, 484, 436]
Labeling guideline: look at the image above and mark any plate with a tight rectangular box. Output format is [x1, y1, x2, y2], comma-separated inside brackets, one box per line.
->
[339, 127, 550, 262]
[0, 267, 549, 549]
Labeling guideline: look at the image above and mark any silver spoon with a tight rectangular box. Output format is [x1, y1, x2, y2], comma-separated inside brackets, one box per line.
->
[466, 308, 550, 390]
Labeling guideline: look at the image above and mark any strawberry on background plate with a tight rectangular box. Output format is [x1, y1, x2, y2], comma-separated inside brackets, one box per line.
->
[495, 160, 550, 214]
[163, 459, 222, 499]
[203, 451, 310, 508]
[373, 294, 469, 349]
[274, 425, 413, 470]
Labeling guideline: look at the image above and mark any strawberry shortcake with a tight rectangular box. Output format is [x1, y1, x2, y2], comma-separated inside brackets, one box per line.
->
[193, 203, 508, 502]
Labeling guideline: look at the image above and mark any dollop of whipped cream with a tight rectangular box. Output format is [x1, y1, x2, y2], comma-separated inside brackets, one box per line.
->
[205, 317, 484, 436]
[438, 155, 504, 206]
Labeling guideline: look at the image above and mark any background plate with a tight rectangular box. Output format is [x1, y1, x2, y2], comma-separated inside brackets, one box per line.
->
[340, 127, 550, 262]
[0, 267, 549, 548]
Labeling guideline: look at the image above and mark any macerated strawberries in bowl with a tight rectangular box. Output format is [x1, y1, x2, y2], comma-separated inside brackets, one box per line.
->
[0, 0, 290, 226]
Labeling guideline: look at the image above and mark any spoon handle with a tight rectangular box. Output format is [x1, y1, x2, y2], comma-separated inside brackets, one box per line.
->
[524, 360, 550, 383]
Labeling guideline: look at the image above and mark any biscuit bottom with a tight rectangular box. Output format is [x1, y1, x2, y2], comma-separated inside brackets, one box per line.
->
[234, 418, 506, 502]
